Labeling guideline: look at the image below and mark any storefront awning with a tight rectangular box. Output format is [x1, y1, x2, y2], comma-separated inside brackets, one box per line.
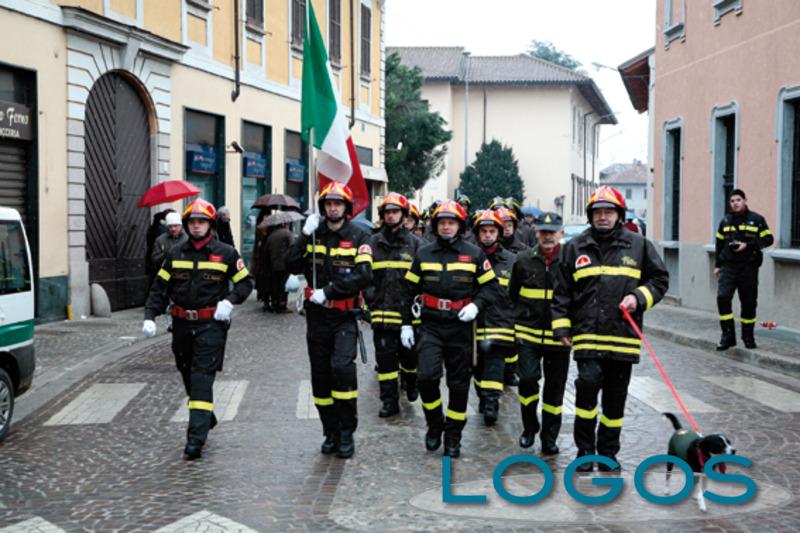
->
[362, 165, 388, 183]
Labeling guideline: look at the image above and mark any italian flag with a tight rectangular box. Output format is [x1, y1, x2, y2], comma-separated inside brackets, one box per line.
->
[301, 1, 369, 217]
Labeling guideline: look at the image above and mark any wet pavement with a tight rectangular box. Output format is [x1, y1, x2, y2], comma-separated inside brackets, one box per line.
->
[1, 300, 799, 531]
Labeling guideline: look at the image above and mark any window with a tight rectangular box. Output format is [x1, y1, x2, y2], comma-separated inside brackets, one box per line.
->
[713, 0, 742, 25]
[711, 103, 738, 236]
[721, 114, 736, 209]
[329, 0, 342, 64]
[185, 109, 225, 207]
[355, 145, 373, 167]
[360, 3, 371, 78]
[241, 121, 271, 264]
[663, 0, 686, 47]
[792, 101, 800, 247]
[246, 0, 264, 28]
[285, 130, 309, 210]
[291, 0, 306, 51]
[0, 221, 31, 295]
[625, 188, 632, 200]
[663, 120, 682, 241]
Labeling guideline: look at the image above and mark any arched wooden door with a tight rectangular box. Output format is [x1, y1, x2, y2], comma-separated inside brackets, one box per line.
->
[85, 72, 152, 310]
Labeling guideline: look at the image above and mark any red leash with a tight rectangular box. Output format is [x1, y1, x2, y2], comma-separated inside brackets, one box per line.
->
[621, 308, 701, 433]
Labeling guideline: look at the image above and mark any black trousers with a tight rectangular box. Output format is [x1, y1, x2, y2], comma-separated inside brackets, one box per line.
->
[473, 343, 511, 401]
[172, 319, 228, 446]
[269, 270, 290, 311]
[417, 320, 473, 439]
[573, 358, 632, 457]
[374, 328, 418, 404]
[717, 265, 759, 334]
[517, 342, 570, 445]
[306, 305, 359, 434]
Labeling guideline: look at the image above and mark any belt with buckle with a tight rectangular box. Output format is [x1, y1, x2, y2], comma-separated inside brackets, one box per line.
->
[171, 305, 217, 321]
[421, 293, 472, 312]
[304, 287, 359, 311]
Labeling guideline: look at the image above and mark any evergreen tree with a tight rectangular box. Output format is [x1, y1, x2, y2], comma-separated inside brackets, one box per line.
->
[526, 40, 582, 71]
[458, 140, 524, 209]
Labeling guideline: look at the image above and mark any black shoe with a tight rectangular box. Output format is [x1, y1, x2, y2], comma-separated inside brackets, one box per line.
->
[541, 441, 560, 455]
[597, 455, 621, 473]
[425, 427, 443, 451]
[504, 373, 519, 387]
[575, 450, 594, 472]
[743, 338, 757, 349]
[337, 431, 355, 459]
[184, 441, 203, 460]
[321, 433, 339, 454]
[379, 401, 400, 418]
[716, 336, 737, 351]
[519, 432, 535, 449]
[443, 437, 461, 458]
[406, 386, 418, 402]
[483, 400, 498, 426]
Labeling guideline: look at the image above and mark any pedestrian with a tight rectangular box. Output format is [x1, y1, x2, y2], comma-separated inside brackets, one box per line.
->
[366, 192, 423, 418]
[714, 189, 773, 350]
[470, 210, 516, 426]
[145, 208, 174, 284]
[142, 199, 253, 460]
[265, 221, 295, 313]
[286, 182, 373, 459]
[509, 212, 570, 454]
[403, 199, 501, 458]
[551, 186, 668, 472]
[150, 212, 188, 270]
[216, 206, 235, 247]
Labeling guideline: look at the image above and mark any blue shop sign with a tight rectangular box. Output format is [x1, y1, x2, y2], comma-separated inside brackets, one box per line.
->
[243, 152, 267, 178]
[286, 159, 306, 183]
[187, 145, 218, 174]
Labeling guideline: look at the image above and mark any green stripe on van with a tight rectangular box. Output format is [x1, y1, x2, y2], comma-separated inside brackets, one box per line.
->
[0, 319, 34, 346]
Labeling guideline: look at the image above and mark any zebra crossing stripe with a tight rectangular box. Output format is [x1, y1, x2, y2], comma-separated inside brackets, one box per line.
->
[43, 383, 146, 426]
[296, 379, 319, 419]
[628, 376, 720, 413]
[0, 517, 65, 532]
[701, 376, 800, 413]
[170, 381, 249, 423]
[153, 510, 258, 532]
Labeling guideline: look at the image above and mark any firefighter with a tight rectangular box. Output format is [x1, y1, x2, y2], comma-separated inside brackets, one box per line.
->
[143, 199, 253, 460]
[403, 202, 421, 233]
[286, 182, 373, 459]
[471, 210, 516, 426]
[367, 192, 423, 417]
[714, 189, 773, 350]
[403, 200, 501, 458]
[551, 186, 669, 472]
[496, 206, 529, 254]
[509, 212, 570, 454]
[504, 197, 536, 248]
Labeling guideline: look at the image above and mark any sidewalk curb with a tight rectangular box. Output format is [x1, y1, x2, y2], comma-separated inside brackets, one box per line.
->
[646, 324, 800, 378]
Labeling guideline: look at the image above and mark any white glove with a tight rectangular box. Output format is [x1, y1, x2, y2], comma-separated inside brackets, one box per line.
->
[142, 320, 156, 338]
[400, 325, 415, 349]
[310, 288, 327, 305]
[214, 299, 234, 321]
[303, 213, 321, 236]
[457, 303, 479, 322]
[285, 274, 300, 293]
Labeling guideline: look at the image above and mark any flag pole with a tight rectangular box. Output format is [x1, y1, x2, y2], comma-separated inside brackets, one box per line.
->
[309, 129, 318, 291]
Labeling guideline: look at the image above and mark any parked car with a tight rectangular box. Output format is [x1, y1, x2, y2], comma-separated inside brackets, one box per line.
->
[560, 223, 590, 244]
[0, 207, 35, 441]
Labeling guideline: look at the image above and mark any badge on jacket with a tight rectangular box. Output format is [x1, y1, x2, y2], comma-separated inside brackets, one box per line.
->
[209, 254, 223, 263]
[575, 255, 592, 269]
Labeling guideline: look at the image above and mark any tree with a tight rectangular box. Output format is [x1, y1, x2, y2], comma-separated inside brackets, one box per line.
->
[458, 140, 524, 209]
[526, 40, 582, 71]
[385, 52, 452, 196]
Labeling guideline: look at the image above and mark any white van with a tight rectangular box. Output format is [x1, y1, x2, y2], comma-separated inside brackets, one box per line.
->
[0, 207, 35, 441]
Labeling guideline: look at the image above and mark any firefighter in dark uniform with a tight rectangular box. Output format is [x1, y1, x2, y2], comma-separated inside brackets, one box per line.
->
[366, 192, 423, 417]
[509, 212, 570, 454]
[505, 197, 536, 248]
[714, 189, 773, 350]
[404, 200, 501, 458]
[471, 210, 516, 426]
[143, 199, 253, 460]
[551, 186, 669, 472]
[286, 182, 373, 459]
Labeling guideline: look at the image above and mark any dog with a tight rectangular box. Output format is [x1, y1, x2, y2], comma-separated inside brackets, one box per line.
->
[663, 412, 736, 513]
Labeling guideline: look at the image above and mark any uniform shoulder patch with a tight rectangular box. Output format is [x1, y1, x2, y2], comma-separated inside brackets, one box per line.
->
[236, 258, 245, 271]
[358, 244, 372, 255]
[575, 254, 592, 269]
[458, 255, 472, 263]
[482, 259, 492, 271]
[209, 254, 223, 263]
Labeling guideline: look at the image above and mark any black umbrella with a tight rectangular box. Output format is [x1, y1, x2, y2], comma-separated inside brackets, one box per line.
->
[252, 194, 301, 210]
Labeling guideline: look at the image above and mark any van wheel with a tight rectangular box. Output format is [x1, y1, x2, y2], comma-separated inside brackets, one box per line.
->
[0, 368, 14, 441]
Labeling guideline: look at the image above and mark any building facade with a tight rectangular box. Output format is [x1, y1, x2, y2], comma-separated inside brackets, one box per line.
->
[621, 0, 800, 329]
[0, 0, 386, 321]
[389, 47, 616, 221]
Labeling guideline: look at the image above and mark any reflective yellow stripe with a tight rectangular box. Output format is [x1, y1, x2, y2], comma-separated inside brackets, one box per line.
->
[405, 271, 421, 284]
[157, 268, 171, 281]
[519, 288, 553, 300]
[552, 318, 571, 329]
[514, 324, 554, 336]
[373, 260, 412, 270]
[541, 402, 563, 415]
[599, 414, 624, 428]
[330, 248, 357, 256]
[573, 266, 641, 282]
[306, 244, 327, 254]
[232, 267, 250, 283]
[636, 286, 654, 310]
[172, 260, 194, 269]
[331, 390, 358, 400]
[412, 318, 422, 325]
[372, 310, 402, 317]
[447, 263, 477, 273]
[505, 353, 519, 363]
[740, 317, 757, 324]
[516, 332, 565, 346]
[355, 254, 373, 264]
[518, 393, 540, 406]
[572, 333, 641, 346]
[476, 380, 504, 391]
[716, 232, 725, 240]
[197, 261, 228, 272]
[446, 409, 466, 421]
[575, 405, 599, 419]
[723, 226, 735, 232]
[719, 313, 734, 321]
[740, 225, 758, 232]
[477, 270, 496, 284]
[498, 277, 509, 287]
[478, 334, 516, 342]
[188, 400, 214, 411]
[422, 398, 442, 410]
[760, 229, 772, 237]
[399, 364, 417, 374]
[477, 327, 515, 334]
[420, 262, 443, 271]
[378, 371, 399, 381]
[573, 343, 642, 355]
[379, 318, 403, 325]
[313, 396, 334, 406]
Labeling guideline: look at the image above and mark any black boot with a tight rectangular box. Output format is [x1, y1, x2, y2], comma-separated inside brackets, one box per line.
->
[425, 425, 443, 451]
[541, 440, 560, 455]
[443, 436, 461, 458]
[716, 321, 737, 351]
[519, 432, 535, 448]
[742, 323, 757, 349]
[575, 449, 594, 473]
[337, 431, 355, 458]
[597, 454, 621, 473]
[379, 400, 400, 418]
[406, 384, 418, 402]
[478, 396, 486, 414]
[184, 439, 203, 460]
[483, 399, 498, 426]
[321, 432, 339, 454]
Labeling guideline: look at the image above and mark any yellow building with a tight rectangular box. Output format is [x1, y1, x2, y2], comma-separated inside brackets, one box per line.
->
[0, 0, 386, 320]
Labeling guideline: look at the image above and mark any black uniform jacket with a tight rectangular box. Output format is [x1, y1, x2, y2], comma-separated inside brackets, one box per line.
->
[502, 233, 529, 254]
[365, 226, 422, 329]
[285, 219, 373, 311]
[145, 237, 254, 320]
[715, 209, 773, 268]
[475, 244, 516, 347]
[404, 236, 502, 323]
[551, 227, 669, 363]
[509, 244, 566, 349]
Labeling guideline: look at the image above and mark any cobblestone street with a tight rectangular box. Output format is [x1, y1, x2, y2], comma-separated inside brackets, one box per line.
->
[1, 301, 799, 532]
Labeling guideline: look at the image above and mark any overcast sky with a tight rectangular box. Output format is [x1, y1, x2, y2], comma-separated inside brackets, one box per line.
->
[385, 0, 656, 172]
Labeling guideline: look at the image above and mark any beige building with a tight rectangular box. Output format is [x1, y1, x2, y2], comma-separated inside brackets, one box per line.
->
[0, 0, 386, 321]
[390, 47, 616, 220]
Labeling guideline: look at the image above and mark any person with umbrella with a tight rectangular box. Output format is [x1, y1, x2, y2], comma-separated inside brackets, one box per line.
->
[151, 212, 188, 272]
[262, 211, 302, 313]
[216, 206, 235, 247]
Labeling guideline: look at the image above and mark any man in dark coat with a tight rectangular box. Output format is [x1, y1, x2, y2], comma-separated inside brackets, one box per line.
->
[265, 222, 295, 313]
